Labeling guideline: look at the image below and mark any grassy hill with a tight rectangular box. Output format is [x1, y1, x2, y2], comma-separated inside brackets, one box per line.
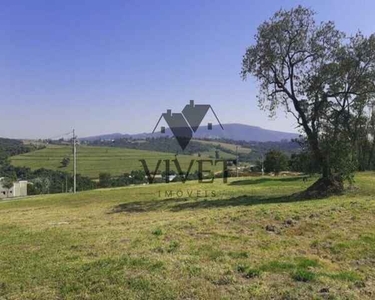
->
[194, 139, 251, 154]
[1, 173, 375, 299]
[82, 136, 301, 164]
[197, 149, 236, 160]
[10, 145, 224, 179]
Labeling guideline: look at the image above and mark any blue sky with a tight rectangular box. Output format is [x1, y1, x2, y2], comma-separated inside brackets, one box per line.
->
[1, 0, 375, 139]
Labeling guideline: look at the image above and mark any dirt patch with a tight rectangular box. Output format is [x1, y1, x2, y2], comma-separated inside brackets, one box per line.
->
[293, 176, 344, 200]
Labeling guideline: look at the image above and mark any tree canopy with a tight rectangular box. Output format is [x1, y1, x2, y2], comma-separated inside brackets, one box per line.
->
[263, 150, 289, 175]
[242, 6, 375, 190]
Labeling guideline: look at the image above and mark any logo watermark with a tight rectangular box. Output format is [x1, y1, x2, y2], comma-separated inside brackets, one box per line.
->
[140, 159, 231, 184]
[152, 100, 223, 150]
[158, 189, 217, 198]
[141, 100, 230, 188]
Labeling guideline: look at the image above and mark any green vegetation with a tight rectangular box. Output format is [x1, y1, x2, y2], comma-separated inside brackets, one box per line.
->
[87, 137, 216, 156]
[0, 137, 43, 163]
[193, 139, 251, 154]
[85, 136, 301, 163]
[0, 173, 374, 299]
[242, 6, 375, 191]
[264, 150, 289, 175]
[0, 165, 96, 194]
[198, 149, 236, 160]
[11, 145, 223, 179]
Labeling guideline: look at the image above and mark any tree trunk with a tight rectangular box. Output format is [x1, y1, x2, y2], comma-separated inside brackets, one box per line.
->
[300, 132, 344, 198]
[306, 133, 330, 178]
[368, 140, 375, 170]
[321, 157, 332, 179]
[288, 90, 343, 196]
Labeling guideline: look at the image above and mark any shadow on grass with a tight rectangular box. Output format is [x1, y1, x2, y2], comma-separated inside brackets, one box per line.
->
[229, 176, 304, 186]
[110, 197, 189, 214]
[110, 192, 320, 214]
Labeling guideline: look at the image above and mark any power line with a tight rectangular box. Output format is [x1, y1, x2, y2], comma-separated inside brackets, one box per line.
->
[43, 131, 74, 141]
[25, 129, 78, 194]
[45, 129, 77, 194]
[236, 145, 239, 177]
[73, 129, 77, 194]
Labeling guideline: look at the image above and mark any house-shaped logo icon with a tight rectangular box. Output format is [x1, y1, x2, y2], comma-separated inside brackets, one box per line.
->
[153, 100, 224, 150]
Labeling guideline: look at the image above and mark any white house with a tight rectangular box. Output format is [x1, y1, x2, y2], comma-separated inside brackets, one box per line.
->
[0, 178, 28, 199]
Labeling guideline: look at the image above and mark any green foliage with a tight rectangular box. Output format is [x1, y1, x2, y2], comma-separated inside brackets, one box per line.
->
[0, 162, 96, 195]
[1, 177, 14, 190]
[32, 177, 51, 194]
[130, 170, 147, 183]
[242, 5, 375, 181]
[60, 157, 70, 168]
[289, 152, 320, 174]
[99, 172, 112, 188]
[98, 170, 148, 188]
[214, 150, 220, 159]
[0, 138, 43, 161]
[88, 137, 301, 163]
[264, 150, 289, 175]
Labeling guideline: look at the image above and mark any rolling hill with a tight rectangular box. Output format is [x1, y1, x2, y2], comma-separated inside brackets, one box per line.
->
[195, 139, 251, 154]
[10, 145, 224, 179]
[82, 123, 299, 142]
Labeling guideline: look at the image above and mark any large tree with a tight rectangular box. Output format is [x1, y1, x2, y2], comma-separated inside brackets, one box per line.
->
[264, 150, 289, 175]
[242, 6, 375, 192]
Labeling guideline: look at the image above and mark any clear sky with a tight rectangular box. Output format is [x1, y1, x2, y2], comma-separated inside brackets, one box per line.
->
[1, 0, 375, 139]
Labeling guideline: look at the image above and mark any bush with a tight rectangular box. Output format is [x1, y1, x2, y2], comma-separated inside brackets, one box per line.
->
[264, 150, 289, 175]
[99, 172, 112, 188]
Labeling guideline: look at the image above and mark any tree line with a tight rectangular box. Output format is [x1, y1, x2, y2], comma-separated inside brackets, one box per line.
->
[0, 138, 44, 164]
[0, 163, 96, 195]
[84, 136, 302, 162]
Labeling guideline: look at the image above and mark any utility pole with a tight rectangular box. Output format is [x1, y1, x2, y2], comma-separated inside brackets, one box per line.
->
[261, 154, 264, 176]
[236, 146, 239, 177]
[73, 129, 77, 193]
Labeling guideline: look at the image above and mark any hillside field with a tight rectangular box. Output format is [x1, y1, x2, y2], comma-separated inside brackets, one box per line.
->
[1, 173, 375, 299]
[10, 145, 224, 179]
[194, 139, 251, 154]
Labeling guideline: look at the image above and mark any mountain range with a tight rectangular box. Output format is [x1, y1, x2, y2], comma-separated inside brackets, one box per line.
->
[81, 123, 300, 143]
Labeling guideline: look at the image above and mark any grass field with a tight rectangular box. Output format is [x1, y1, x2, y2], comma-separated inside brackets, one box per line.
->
[1, 173, 375, 299]
[10, 145, 222, 179]
[197, 149, 236, 160]
[194, 139, 251, 154]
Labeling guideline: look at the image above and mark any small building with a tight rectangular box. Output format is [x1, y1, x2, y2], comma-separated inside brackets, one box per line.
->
[0, 178, 28, 199]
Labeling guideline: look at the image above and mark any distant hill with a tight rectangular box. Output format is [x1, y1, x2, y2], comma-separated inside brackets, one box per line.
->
[82, 123, 299, 142]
